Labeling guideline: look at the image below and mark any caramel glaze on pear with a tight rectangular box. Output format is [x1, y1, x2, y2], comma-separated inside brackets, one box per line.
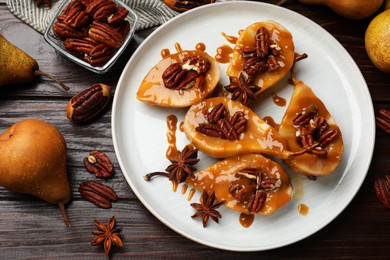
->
[226, 20, 295, 94]
[186, 153, 294, 215]
[137, 50, 221, 107]
[0, 118, 71, 227]
[278, 79, 344, 176]
[183, 97, 294, 159]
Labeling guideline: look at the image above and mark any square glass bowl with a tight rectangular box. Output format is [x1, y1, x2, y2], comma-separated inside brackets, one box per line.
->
[44, 0, 138, 74]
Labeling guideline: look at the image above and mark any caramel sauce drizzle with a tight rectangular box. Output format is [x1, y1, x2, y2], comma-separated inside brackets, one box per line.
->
[166, 115, 179, 159]
[215, 44, 234, 64]
[196, 42, 206, 51]
[298, 204, 309, 216]
[179, 121, 185, 132]
[221, 32, 238, 44]
[263, 116, 280, 130]
[181, 183, 188, 194]
[175, 42, 183, 53]
[161, 48, 170, 58]
[271, 92, 286, 107]
[187, 188, 196, 201]
[239, 213, 255, 228]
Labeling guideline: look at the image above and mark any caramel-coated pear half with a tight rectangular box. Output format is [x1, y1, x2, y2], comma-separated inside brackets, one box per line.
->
[137, 50, 220, 107]
[226, 20, 295, 94]
[278, 79, 344, 176]
[186, 153, 294, 215]
[183, 97, 292, 159]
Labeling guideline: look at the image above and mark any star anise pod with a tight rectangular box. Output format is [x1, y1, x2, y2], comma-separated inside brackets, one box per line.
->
[224, 72, 261, 105]
[35, 0, 51, 8]
[190, 190, 225, 228]
[144, 144, 200, 183]
[91, 216, 124, 256]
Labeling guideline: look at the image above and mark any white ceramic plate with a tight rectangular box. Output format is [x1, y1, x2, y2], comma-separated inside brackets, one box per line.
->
[112, 1, 375, 251]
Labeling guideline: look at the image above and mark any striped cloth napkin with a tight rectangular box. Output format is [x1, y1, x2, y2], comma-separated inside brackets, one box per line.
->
[5, 0, 198, 34]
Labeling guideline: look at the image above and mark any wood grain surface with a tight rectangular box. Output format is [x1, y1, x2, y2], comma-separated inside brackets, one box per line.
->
[0, 0, 389, 259]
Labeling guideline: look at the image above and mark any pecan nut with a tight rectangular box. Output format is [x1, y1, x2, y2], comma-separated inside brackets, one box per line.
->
[53, 21, 87, 39]
[63, 1, 89, 28]
[374, 175, 390, 208]
[88, 21, 124, 48]
[376, 108, 390, 135]
[63, 37, 98, 56]
[84, 150, 114, 178]
[66, 83, 112, 123]
[86, 0, 117, 21]
[79, 181, 117, 209]
[107, 6, 129, 24]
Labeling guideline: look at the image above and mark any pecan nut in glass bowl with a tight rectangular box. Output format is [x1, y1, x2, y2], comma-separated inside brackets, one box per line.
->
[44, 0, 138, 74]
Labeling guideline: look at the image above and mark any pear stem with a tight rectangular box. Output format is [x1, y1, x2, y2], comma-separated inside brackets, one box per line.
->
[34, 70, 70, 91]
[58, 201, 72, 229]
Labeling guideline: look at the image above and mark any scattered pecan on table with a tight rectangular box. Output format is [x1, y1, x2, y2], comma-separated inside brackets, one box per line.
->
[66, 83, 112, 123]
[53, 0, 131, 66]
[79, 180, 118, 208]
[376, 107, 390, 135]
[375, 175, 390, 209]
[162, 0, 216, 12]
[84, 150, 114, 178]
[195, 102, 248, 140]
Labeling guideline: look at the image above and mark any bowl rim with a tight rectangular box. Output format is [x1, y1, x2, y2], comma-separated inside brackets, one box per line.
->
[44, 0, 139, 74]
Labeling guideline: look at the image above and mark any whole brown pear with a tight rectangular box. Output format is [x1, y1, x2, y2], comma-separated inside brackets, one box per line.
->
[0, 33, 68, 90]
[0, 118, 71, 227]
[299, 0, 383, 19]
[365, 9, 390, 73]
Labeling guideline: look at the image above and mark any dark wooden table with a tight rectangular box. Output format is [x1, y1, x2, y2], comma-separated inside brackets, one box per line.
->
[1, 0, 389, 259]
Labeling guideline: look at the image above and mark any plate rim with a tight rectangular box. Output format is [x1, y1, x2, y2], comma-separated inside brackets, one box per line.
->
[112, 1, 376, 251]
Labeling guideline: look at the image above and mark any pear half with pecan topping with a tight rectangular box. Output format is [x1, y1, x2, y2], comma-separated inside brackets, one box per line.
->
[137, 50, 220, 107]
[226, 20, 295, 96]
[278, 78, 344, 177]
[183, 97, 295, 159]
[186, 153, 293, 215]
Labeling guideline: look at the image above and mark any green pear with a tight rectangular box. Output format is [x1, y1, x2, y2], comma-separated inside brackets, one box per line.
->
[0, 118, 71, 227]
[0, 33, 68, 90]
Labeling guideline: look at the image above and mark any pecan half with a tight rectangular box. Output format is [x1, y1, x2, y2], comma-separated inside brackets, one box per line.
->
[53, 21, 87, 39]
[84, 150, 114, 178]
[374, 175, 390, 208]
[86, 0, 117, 21]
[63, 37, 98, 56]
[63, 1, 89, 28]
[79, 181, 117, 209]
[66, 83, 112, 123]
[376, 108, 390, 135]
[107, 6, 129, 24]
[88, 21, 124, 48]
[205, 103, 226, 123]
